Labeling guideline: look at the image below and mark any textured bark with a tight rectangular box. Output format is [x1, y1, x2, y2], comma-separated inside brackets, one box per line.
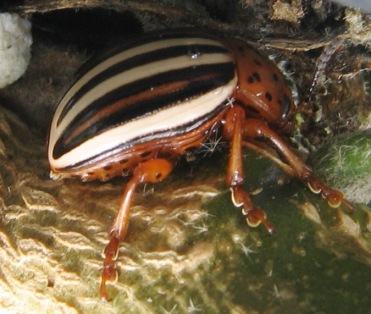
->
[0, 1, 370, 313]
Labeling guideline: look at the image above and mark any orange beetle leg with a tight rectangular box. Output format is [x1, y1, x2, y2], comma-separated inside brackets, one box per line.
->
[240, 118, 353, 211]
[100, 158, 174, 301]
[241, 118, 313, 180]
[224, 106, 274, 235]
[308, 177, 354, 211]
[231, 186, 274, 234]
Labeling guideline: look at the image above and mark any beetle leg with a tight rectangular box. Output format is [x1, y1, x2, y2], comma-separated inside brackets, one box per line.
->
[224, 106, 274, 234]
[100, 158, 174, 300]
[307, 177, 353, 210]
[241, 118, 353, 211]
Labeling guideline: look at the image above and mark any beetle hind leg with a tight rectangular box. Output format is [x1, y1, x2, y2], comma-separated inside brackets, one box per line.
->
[100, 158, 174, 300]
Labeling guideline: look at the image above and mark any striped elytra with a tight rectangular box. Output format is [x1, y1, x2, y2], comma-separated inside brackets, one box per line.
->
[48, 32, 238, 180]
[47, 30, 353, 300]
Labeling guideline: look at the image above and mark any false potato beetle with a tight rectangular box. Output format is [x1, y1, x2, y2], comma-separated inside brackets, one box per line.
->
[47, 30, 353, 300]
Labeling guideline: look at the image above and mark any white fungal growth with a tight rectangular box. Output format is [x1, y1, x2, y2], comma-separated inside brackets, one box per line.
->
[0, 13, 32, 88]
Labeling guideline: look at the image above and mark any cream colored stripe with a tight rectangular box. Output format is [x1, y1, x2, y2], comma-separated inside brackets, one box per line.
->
[49, 75, 237, 169]
[56, 52, 232, 135]
[54, 37, 225, 127]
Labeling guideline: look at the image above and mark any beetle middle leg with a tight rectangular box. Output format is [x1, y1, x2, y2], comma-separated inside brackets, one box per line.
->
[100, 158, 174, 300]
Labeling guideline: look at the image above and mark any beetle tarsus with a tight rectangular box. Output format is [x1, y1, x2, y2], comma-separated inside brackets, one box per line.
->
[100, 236, 120, 300]
[231, 187, 274, 235]
[307, 177, 354, 212]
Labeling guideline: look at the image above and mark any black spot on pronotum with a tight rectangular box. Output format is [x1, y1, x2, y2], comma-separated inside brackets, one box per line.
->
[265, 92, 272, 101]
[252, 72, 261, 82]
[247, 72, 261, 83]
[103, 165, 112, 171]
[119, 159, 128, 164]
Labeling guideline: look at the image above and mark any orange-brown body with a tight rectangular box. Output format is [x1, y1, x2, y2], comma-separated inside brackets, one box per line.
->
[47, 31, 352, 300]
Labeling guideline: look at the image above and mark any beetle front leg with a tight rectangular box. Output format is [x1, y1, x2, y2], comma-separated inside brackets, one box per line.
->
[224, 106, 274, 234]
[100, 158, 174, 300]
[241, 118, 353, 211]
[307, 177, 353, 210]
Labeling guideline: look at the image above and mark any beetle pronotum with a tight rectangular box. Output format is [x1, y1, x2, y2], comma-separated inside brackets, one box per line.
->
[47, 30, 353, 300]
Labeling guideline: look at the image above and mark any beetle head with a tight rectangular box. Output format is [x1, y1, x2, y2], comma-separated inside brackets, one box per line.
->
[227, 39, 295, 131]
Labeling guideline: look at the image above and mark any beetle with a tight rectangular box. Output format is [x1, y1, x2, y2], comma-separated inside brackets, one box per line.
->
[47, 30, 353, 300]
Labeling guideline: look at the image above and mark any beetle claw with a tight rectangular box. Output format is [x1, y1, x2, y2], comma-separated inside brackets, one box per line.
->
[244, 208, 275, 235]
